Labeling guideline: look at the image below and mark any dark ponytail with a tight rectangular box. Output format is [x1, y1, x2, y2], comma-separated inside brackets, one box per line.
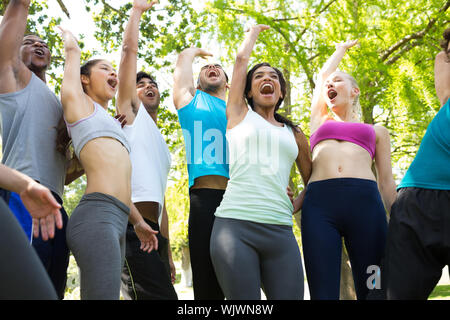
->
[441, 27, 450, 59]
[274, 112, 299, 132]
[244, 62, 299, 132]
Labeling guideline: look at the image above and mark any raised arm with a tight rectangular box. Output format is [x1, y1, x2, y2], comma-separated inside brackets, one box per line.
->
[173, 47, 212, 109]
[117, 0, 157, 124]
[0, 0, 32, 94]
[374, 125, 397, 215]
[434, 50, 450, 108]
[58, 26, 91, 123]
[310, 40, 358, 132]
[227, 25, 269, 129]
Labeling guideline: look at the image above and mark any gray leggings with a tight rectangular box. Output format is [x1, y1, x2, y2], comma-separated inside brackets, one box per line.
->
[0, 199, 57, 299]
[66, 192, 129, 300]
[210, 217, 304, 300]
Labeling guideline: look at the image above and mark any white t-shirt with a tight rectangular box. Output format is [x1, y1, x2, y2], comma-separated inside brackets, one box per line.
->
[122, 104, 171, 217]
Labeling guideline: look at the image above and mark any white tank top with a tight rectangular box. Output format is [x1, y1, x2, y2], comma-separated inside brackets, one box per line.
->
[122, 104, 171, 217]
[215, 108, 298, 226]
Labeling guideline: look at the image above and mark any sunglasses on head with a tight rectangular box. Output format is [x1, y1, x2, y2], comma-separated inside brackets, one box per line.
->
[201, 64, 223, 71]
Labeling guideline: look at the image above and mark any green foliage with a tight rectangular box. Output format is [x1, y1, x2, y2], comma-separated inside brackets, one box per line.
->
[203, 0, 449, 180]
[429, 284, 450, 300]
[62, 176, 86, 217]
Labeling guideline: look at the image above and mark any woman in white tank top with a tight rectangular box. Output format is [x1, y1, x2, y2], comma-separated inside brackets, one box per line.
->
[209, 25, 312, 300]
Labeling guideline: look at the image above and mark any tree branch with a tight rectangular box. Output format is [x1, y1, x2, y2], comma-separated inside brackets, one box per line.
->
[56, 0, 70, 19]
[318, 0, 338, 15]
[380, 0, 450, 62]
[385, 40, 423, 65]
[101, 0, 122, 15]
[271, 24, 315, 89]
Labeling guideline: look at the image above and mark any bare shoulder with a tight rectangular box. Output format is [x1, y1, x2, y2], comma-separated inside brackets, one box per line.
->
[310, 114, 332, 134]
[373, 124, 390, 142]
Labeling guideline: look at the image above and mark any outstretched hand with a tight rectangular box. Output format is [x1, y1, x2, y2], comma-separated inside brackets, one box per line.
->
[247, 24, 270, 33]
[19, 181, 62, 241]
[133, 0, 158, 12]
[195, 48, 213, 59]
[335, 39, 359, 51]
[57, 26, 80, 52]
[134, 220, 159, 253]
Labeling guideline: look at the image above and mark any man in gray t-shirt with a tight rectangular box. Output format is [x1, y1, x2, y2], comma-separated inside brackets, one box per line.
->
[0, 0, 76, 299]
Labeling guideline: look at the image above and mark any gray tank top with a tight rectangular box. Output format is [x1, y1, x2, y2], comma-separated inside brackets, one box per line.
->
[66, 101, 130, 158]
[0, 73, 67, 198]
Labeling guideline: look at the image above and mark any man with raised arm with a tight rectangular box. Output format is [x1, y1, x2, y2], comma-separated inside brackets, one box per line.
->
[173, 48, 230, 299]
[116, 0, 178, 300]
[0, 0, 70, 299]
[383, 28, 450, 300]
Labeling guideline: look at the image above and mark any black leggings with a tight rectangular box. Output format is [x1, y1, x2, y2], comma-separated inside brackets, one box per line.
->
[0, 198, 57, 299]
[188, 188, 225, 300]
[121, 219, 178, 300]
[301, 178, 388, 300]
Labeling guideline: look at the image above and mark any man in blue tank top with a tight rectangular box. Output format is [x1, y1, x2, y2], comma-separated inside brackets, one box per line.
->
[383, 28, 450, 300]
[0, 0, 78, 299]
[173, 47, 230, 299]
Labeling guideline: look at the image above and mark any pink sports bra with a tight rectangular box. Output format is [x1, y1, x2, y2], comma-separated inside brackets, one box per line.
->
[310, 120, 376, 159]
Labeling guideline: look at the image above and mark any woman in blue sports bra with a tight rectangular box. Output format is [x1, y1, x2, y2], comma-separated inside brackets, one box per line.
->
[302, 40, 397, 300]
[59, 27, 157, 300]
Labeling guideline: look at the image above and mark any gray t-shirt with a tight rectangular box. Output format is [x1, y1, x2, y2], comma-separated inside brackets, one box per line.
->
[0, 73, 66, 198]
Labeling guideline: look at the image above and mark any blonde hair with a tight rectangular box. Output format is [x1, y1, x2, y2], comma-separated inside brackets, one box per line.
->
[343, 72, 363, 122]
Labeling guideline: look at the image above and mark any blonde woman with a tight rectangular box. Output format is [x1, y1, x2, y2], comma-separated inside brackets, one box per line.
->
[301, 40, 397, 300]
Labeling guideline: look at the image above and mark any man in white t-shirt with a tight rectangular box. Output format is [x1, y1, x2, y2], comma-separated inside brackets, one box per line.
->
[116, 0, 177, 300]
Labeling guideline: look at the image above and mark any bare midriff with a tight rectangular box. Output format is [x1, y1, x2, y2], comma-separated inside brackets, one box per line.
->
[309, 139, 376, 184]
[191, 175, 229, 190]
[80, 137, 132, 207]
[134, 201, 160, 223]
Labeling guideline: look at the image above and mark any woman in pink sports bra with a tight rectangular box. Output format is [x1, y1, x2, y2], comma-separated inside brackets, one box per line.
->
[301, 40, 397, 300]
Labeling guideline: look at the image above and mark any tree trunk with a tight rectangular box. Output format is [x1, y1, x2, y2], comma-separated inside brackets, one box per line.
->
[181, 246, 192, 287]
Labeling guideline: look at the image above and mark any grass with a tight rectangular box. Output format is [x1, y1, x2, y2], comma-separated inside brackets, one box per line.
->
[429, 285, 450, 300]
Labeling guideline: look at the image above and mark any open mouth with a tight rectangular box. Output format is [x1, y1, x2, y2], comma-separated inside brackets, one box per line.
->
[260, 83, 274, 95]
[145, 89, 155, 98]
[328, 89, 337, 100]
[34, 48, 45, 57]
[107, 78, 118, 90]
[207, 69, 219, 78]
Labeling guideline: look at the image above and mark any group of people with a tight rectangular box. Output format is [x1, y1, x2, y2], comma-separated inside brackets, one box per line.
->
[0, 0, 448, 301]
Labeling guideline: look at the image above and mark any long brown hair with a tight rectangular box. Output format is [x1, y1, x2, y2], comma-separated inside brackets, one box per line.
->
[441, 27, 450, 59]
[55, 116, 71, 157]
